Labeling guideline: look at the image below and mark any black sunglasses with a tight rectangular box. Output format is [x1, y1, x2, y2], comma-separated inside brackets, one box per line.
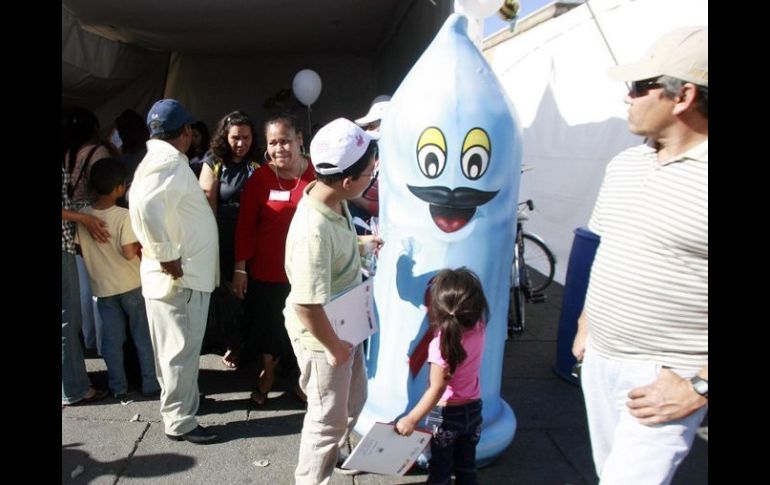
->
[629, 78, 662, 97]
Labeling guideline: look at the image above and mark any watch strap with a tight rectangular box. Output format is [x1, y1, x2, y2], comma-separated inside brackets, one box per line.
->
[690, 375, 708, 398]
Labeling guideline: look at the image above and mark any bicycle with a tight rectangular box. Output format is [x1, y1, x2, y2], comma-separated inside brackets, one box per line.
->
[508, 199, 556, 337]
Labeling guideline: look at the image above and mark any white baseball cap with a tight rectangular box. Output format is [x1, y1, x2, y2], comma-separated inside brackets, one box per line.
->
[310, 118, 379, 175]
[355, 95, 391, 126]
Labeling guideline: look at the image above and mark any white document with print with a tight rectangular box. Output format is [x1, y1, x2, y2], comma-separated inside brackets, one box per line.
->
[342, 422, 431, 476]
[323, 280, 377, 346]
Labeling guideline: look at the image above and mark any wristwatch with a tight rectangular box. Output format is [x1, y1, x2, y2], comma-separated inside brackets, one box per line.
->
[690, 376, 708, 398]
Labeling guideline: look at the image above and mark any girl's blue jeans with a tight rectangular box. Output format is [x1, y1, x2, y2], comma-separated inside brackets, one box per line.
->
[425, 399, 482, 485]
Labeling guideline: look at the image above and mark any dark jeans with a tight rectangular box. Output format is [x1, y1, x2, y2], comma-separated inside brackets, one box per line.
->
[62, 251, 91, 404]
[97, 287, 159, 395]
[426, 400, 482, 485]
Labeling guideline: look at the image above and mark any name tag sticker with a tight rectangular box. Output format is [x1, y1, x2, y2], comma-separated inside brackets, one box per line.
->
[269, 190, 291, 201]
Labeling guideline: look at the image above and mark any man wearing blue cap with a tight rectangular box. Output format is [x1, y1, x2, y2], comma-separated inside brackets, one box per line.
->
[129, 99, 220, 444]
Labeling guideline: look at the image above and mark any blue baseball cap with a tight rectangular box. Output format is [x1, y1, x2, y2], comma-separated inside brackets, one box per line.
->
[146, 99, 195, 137]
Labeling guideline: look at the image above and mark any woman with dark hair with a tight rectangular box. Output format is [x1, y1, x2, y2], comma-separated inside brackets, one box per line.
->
[198, 111, 260, 366]
[199, 111, 259, 214]
[233, 112, 315, 403]
[63, 107, 111, 209]
[187, 121, 210, 177]
[63, 107, 112, 351]
[114, 109, 150, 207]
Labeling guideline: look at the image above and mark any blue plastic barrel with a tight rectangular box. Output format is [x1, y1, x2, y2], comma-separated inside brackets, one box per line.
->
[554, 227, 600, 385]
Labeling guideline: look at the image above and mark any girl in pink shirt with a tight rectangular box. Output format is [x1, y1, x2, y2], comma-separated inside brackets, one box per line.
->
[396, 267, 488, 485]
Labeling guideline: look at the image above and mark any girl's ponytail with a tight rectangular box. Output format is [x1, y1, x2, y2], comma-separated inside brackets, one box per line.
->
[439, 313, 467, 375]
[428, 267, 489, 375]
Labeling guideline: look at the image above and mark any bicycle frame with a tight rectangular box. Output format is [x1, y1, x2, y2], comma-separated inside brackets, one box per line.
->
[511, 200, 533, 290]
[508, 199, 555, 336]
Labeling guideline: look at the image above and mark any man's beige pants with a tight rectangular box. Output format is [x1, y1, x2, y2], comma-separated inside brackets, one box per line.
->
[146, 287, 210, 436]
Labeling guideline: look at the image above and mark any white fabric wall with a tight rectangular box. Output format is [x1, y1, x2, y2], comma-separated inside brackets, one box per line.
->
[487, 0, 707, 284]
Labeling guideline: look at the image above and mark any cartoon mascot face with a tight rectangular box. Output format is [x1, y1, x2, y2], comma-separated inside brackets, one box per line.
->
[409, 126, 497, 233]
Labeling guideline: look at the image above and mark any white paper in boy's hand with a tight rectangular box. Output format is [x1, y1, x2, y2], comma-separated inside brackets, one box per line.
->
[324, 280, 377, 346]
[353, 216, 371, 232]
[341, 422, 431, 476]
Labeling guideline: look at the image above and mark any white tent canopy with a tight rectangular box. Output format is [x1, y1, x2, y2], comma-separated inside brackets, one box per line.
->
[62, 0, 453, 134]
[485, 0, 708, 284]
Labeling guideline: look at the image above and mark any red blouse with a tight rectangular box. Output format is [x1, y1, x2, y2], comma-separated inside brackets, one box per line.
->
[234, 160, 315, 283]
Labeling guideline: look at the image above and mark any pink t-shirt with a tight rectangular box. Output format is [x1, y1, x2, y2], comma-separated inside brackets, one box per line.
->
[427, 320, 485, 402]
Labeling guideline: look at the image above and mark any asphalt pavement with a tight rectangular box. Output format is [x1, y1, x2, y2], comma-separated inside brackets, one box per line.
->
[62, 283, 707, 484]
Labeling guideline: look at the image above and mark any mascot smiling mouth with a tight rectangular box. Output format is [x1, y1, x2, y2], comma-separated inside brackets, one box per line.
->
[407, 185, 498, 233]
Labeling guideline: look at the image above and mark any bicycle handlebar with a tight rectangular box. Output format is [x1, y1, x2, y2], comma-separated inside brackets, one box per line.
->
[518, 200, 534, 211]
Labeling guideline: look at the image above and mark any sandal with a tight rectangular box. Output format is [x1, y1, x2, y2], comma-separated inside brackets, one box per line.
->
[250, 389, 267, 406]
[222, 349, 239, 369]
[250, 369, 275, 406]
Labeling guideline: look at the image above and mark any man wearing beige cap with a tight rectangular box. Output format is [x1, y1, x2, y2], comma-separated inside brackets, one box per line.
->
[571, 26, 708, 484]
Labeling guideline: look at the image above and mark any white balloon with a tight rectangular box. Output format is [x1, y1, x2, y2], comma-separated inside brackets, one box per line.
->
[454, 0, 502, 19]
[292, 69, 322, 106]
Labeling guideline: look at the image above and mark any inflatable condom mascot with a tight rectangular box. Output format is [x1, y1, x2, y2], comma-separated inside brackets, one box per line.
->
[357, 13, 522, 465]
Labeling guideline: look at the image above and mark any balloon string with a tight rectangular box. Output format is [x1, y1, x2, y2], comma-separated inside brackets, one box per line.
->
[307, 105, 313, 139]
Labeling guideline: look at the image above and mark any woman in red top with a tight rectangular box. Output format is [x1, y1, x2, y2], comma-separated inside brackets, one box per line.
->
[233, 112, 315, 404]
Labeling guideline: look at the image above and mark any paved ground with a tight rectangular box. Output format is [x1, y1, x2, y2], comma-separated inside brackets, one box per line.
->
[62, 283, 707, 484]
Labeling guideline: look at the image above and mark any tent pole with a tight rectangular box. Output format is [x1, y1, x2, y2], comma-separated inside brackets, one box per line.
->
[585, 0, 619, 66]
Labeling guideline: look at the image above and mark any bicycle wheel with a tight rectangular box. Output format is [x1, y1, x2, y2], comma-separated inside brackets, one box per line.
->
[508, 283, 525, 336]
[508, 236, 526, 336]
[521, 233, 555, 294]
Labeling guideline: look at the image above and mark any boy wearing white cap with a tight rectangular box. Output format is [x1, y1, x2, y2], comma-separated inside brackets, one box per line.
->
[283, 118, 382, 484]
[572, 26, 708, 484]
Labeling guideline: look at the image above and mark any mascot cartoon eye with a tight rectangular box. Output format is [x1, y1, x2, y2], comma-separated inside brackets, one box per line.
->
[416, 127, 447, 179]
[461, 128, 491, 180]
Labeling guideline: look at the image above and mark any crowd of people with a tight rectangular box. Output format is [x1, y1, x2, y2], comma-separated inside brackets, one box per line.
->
[61, 94, 390, 457]
[62, 25, 706, 485]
